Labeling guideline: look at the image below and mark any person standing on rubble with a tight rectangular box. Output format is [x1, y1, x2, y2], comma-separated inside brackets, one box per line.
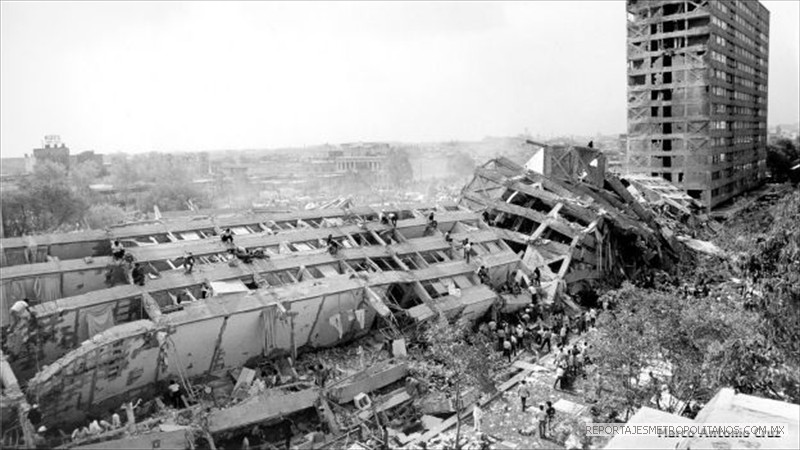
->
[502, 338, 513, 363]
[463, 239, 472, 264]
[545, 401, 556, 434]
[279, 416, 294, 450]
[496, 324, 506, 350]
[539, 327, 552, 354]
[554, 363, 566, 391]
[536, 404, 548, 439]
[519, 379, 532, 412]
[473, 397, 483, 433]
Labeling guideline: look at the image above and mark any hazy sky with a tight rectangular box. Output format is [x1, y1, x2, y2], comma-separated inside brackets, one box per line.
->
[1, 1, 798, 157]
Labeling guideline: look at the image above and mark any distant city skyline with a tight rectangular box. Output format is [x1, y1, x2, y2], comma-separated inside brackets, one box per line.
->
[1, 1, 798, 158]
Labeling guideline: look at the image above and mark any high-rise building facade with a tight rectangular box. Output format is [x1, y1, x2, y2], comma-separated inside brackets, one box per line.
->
[626, 0, 769, 209]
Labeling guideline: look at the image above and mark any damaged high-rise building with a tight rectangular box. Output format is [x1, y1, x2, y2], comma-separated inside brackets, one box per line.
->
[626, 0, 769, 209]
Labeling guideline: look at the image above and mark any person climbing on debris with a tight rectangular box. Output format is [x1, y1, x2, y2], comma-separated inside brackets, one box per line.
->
[533, 267, 541, 286]
[10, 298, 33, 327]
[184, 252, 195, 274]
[200, 282, 212, 299]
[326, 234, 341, 256]
[220, 228, 234, 245]
[477, 265, 489, 284]
[231, 246, 254, 263]
[167, 379, 183, 408]
[111, 240, 125, 260]
[132, 263, 146, 286]
[388, 212, 398, 228]
[27, 404, 42, 430]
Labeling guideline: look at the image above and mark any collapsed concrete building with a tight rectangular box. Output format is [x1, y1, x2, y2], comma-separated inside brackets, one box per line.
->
[1, 145, 712, 449]
[1, 203, 523, 448]
[461, 145, 686, 302]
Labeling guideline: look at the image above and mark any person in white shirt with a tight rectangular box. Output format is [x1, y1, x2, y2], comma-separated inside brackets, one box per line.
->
[10, 299, 32, 326]
[87, 419, 102, 435]
[472, 398, 483, 432]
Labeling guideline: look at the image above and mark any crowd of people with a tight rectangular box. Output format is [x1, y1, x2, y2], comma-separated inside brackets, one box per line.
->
[481, 303, 598, 366]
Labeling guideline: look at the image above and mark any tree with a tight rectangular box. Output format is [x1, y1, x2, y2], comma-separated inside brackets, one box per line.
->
[385, 148, 413, 187]
[416, 316, 500, 449]
[1, 161, 87, 236]
[590, 270, 800, 421]
[69, 160, 104, 196]
[766, 138, 800, 182]
[84, 204, 128, 229]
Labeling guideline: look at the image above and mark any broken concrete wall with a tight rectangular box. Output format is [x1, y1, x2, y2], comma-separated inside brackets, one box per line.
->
[27, 321, 162, 427]
[1, 262, 111, 325]
[25, 286, 381, 429]
[4, 293, 148, 384]
[1, 351, 25, 432]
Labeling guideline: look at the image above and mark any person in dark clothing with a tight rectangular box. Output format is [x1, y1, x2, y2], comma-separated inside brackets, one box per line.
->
[326, 234, 341, 256]
[388, 213, 398, 228]
[477, 266, 489, 284]
[184, 253, 195, 274]
[111, 240, 125, 260]
[132, 263, 146, 286]
[27, 404, 42, 428]
[167, 379, 183, 408]
[545, 401, 556, 433]
[280, 417, 294, 450]
[428, 212, 435, 224]
[533, 267, 541, 286]
[220, 228, 234, 244]
[587, 140, 594, 149]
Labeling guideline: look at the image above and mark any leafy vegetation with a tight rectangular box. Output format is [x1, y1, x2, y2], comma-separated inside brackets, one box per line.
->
[766, 138, 800, 182]
[590, 191, 800, 421]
